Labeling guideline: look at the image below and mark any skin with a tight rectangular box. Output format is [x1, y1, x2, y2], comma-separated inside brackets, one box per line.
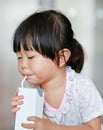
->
[11, 45, 102, 130]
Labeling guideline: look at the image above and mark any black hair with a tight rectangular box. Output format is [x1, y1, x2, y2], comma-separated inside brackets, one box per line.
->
[13, 9, 84, 73]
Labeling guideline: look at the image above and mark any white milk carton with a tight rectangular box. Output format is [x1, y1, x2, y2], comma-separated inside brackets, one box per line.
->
[14, 77, 44, 130]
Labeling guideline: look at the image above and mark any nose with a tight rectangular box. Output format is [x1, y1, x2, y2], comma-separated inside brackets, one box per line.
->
[21, 58, 28, 69]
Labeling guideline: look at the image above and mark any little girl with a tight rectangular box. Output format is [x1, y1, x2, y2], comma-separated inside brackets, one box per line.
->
[11, 10, 103, 130]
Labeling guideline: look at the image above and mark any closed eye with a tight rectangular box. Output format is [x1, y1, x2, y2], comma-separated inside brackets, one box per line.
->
[17, 57, 22, 60]
[28, 56, 35, 59]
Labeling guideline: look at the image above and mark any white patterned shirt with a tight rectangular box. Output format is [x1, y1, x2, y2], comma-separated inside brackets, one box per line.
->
[44, 67, 103, 125]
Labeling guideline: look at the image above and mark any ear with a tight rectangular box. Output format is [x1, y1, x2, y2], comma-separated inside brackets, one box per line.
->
[59, 49, 71, 67]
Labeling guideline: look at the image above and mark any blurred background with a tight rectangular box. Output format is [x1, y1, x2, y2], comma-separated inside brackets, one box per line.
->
[0, 0, 103, 129]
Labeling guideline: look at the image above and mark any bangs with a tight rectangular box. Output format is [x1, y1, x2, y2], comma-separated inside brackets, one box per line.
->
[13, 35, 31, 52]
[13, 25, 41, 53]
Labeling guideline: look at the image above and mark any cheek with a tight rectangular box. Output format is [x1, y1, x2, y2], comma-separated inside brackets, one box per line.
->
[29, 57, 58, 78]
[31, 59, 57, 74]
[29, 61, 42, 73]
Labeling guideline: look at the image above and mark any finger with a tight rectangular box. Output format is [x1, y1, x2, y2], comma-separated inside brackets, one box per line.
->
[12, 95, 24, 101]
[27, 116, 40, 122]
[11, 98, 24, 114]
[12, 89, 24, 102]
[14, 89, 19, 96]
[12, 107, 20, 116]
[12, 107, 20, 113]
[11, 101, 24, 106]
[11, 98, 24, 106]
[22, 123, 36, 129]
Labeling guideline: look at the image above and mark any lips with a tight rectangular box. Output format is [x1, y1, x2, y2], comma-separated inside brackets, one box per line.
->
[23, 74, 33, 78]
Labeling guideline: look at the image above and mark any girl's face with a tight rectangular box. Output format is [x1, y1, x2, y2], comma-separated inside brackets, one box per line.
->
[16, 45, 60, 87]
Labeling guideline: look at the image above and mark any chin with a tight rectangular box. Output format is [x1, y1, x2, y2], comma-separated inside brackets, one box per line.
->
[27, 80, 37, 86]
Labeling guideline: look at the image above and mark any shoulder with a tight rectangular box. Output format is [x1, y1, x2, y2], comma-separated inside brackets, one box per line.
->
[66, 66, 95, 90]
[66, 66, 101, 99]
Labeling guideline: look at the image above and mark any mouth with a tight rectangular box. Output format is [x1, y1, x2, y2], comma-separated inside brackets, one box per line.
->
[23, 74, 33, 78]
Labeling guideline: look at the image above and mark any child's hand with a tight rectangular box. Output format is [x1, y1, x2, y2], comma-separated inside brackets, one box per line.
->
[11, 89, 24, 115]
[22, 115, 57, 130]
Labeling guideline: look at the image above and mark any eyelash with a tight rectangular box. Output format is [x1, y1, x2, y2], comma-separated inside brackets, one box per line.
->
[17, 56, 35, 60]
[17, 57, 22, 60]
[28, 56, 35, 59]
